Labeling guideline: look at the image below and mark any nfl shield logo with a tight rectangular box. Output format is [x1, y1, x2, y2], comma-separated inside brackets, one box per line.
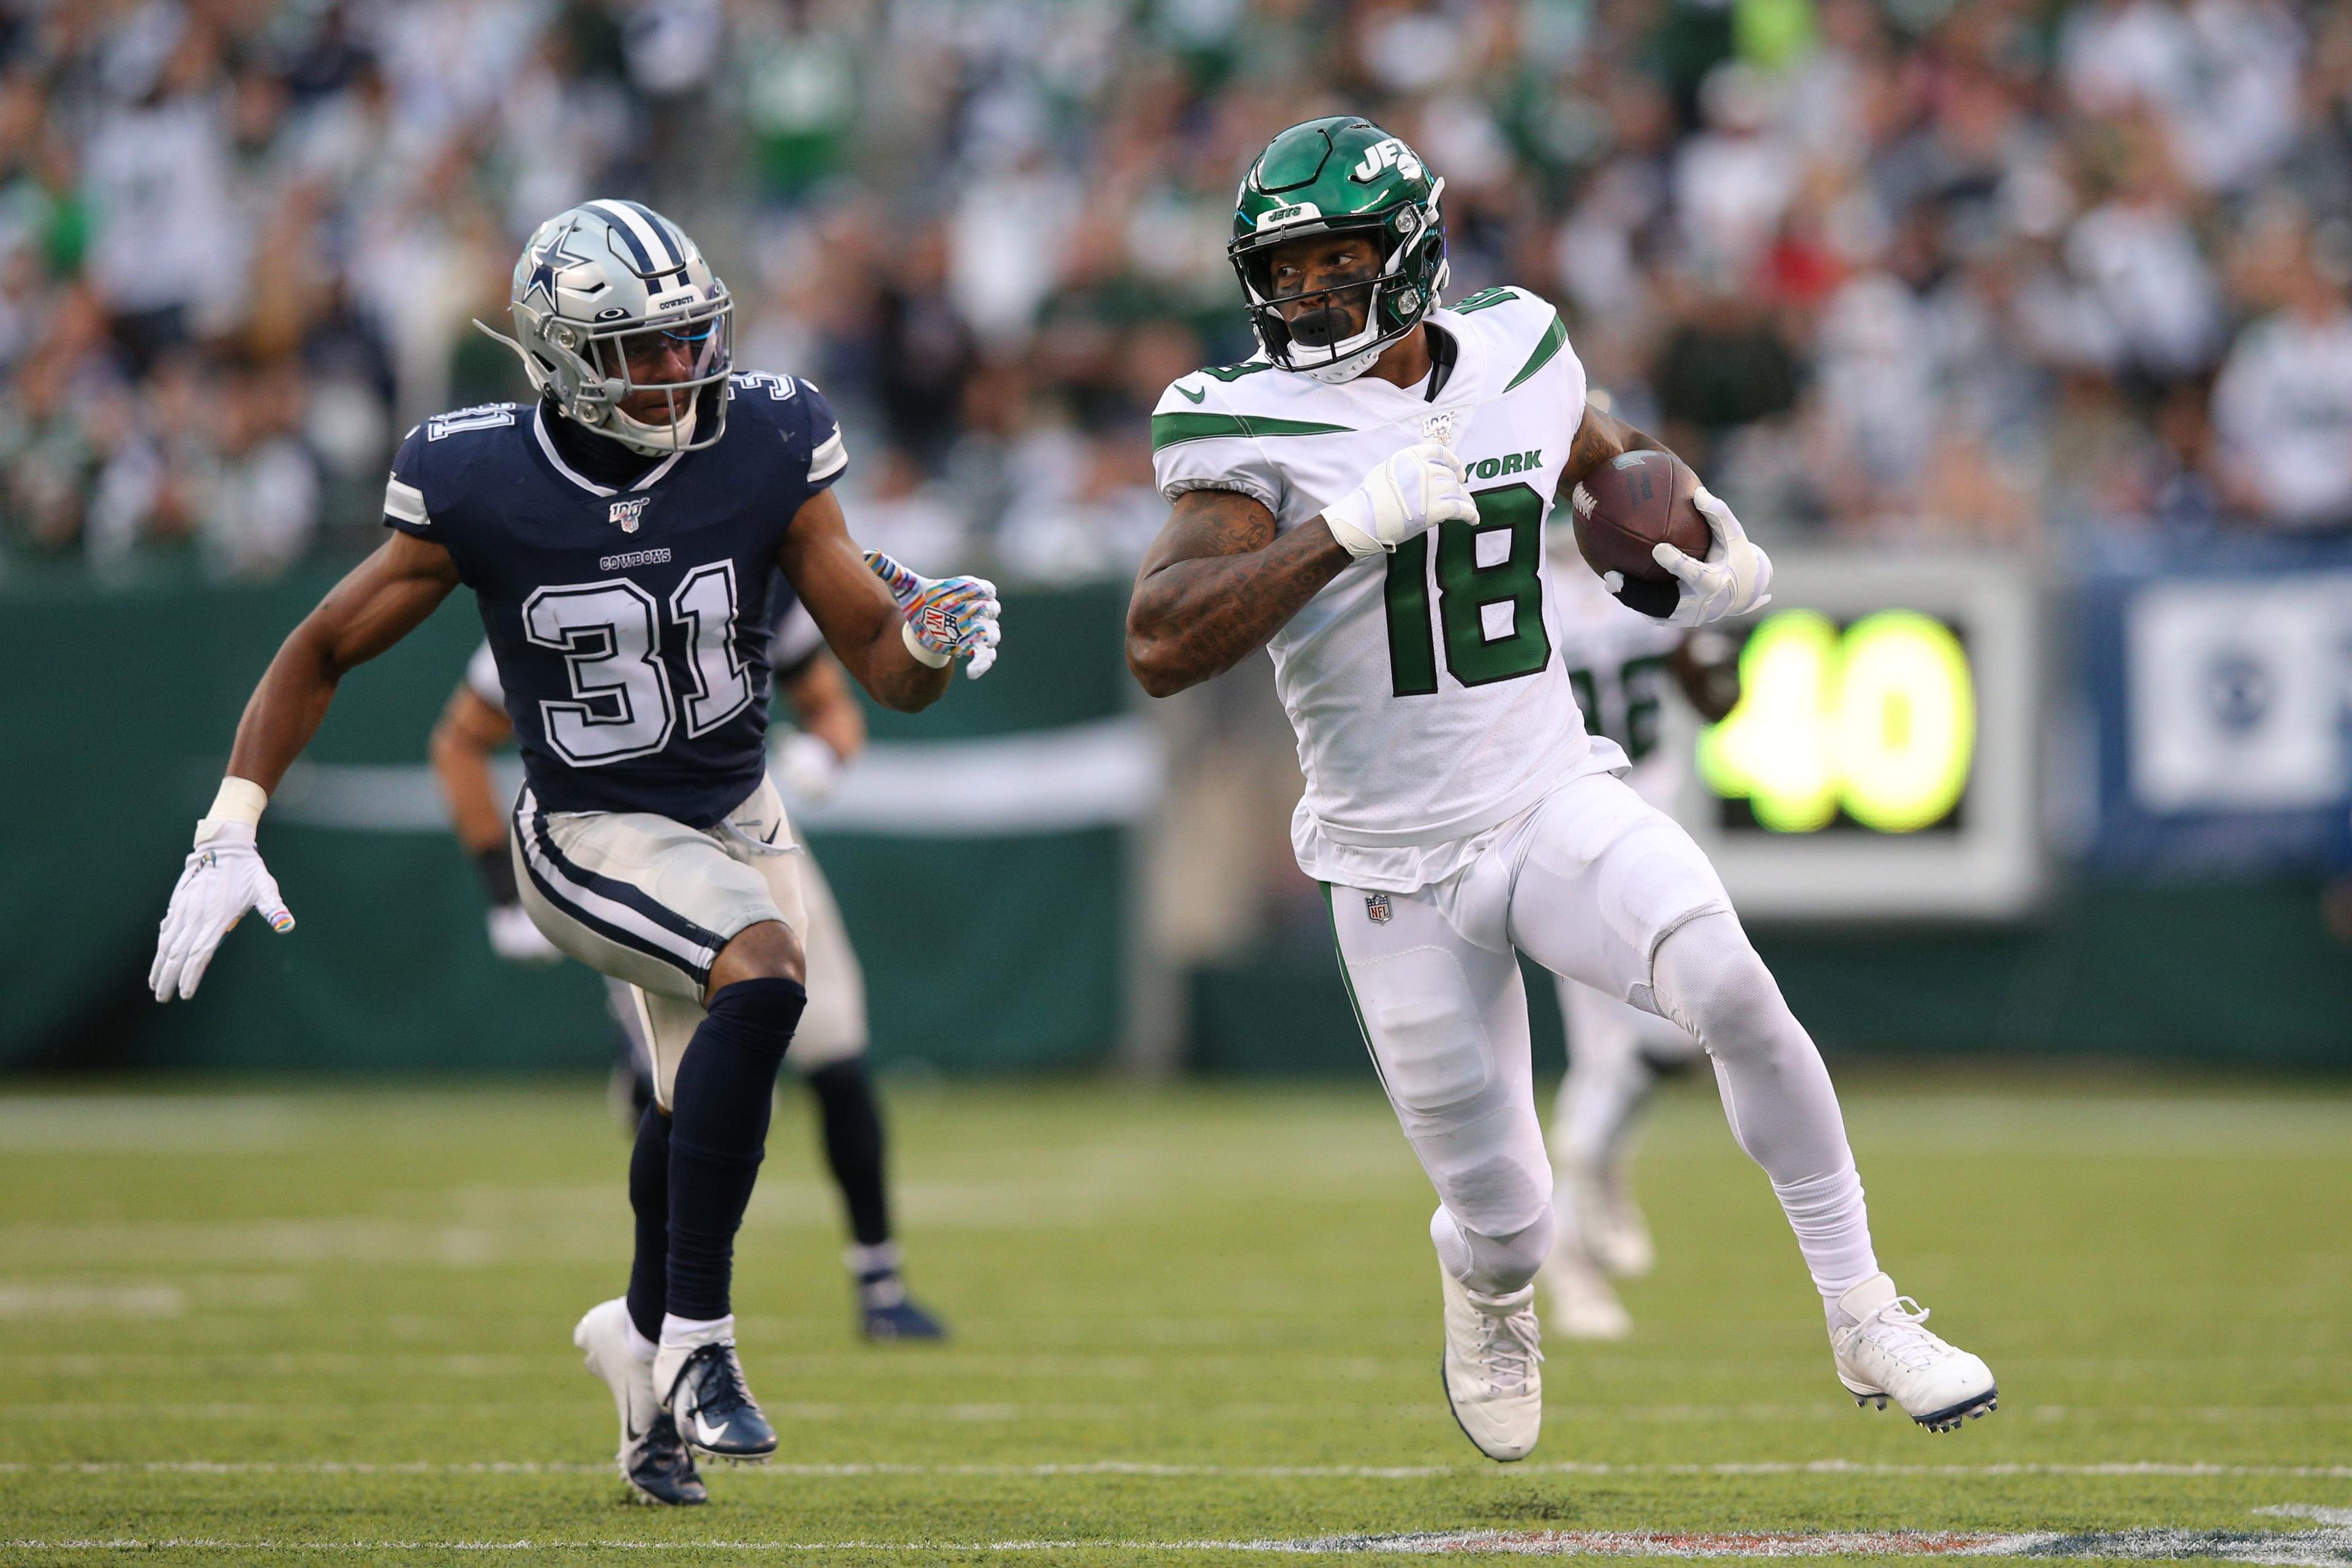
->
[1365, 893, 1392, 925]
[609, 496, 650, 533]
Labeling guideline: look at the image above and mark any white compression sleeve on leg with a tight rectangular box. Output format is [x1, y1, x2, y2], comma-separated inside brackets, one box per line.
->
[1650, 912, 1878, 1314]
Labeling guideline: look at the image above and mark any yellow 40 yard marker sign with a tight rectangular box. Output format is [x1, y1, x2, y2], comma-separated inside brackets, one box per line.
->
[1698, 609, 1976, 834]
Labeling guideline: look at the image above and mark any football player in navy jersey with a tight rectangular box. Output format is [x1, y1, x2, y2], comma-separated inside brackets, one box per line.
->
[147, 200, 1001, 1506]
[429, 601, 951, 1344]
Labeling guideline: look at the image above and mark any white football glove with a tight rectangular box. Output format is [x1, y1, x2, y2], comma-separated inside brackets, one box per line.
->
[149, 821, 295, 1002]
[486, 903, 564, 964]
[1322, 441, 1479, 560]
[777, 730, 844, 803]
[1652, 486, 1773, 627]
[864, 550, 1001, 677]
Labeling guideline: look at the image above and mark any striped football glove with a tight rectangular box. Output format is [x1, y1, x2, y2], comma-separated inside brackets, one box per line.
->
[864, 551, 1001, 678]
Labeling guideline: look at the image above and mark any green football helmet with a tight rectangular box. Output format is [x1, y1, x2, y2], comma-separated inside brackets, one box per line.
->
[1228, 116, 1449, 384]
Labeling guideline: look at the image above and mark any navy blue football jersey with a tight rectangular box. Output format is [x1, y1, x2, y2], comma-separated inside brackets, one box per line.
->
[385, 373, 848, 827]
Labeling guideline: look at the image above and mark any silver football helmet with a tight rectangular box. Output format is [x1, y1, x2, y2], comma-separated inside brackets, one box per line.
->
[477, 201, 734, 456]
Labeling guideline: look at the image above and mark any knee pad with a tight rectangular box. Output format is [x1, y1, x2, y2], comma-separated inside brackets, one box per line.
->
[1652, 914, 1785, 1061]
[1431, 1203, 1554, 1297]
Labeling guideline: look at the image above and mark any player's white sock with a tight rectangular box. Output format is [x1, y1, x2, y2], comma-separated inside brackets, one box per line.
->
[1651, 913, 1878, 1312]
[660, 1312, 734, 1349]
[1431, 1203, 1553, 1297]
[1774, 1164, 1877, 1321]
[844, 1240, 902, 1278]
[624, 1316, 659, 1364]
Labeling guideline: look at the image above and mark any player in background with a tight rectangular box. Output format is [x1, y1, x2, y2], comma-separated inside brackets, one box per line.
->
[1537, 541, 1740, 1340]
[429, 602, 948, 1344]
[147, 200, 1000, 1506]
[1126, 118, 1995, 1463]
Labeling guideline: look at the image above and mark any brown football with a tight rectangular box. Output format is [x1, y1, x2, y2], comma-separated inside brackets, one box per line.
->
[1570, 450, 1708, 618]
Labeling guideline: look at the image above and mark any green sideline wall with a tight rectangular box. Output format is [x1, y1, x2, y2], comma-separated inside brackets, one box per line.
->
[1, 570, 1129, 1076]
[4, 572, 2346, 1075]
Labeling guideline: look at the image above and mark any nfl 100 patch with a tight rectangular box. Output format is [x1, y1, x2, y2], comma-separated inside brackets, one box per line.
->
[609, 496, 651, 532]
[1365, 893, 1393, 925]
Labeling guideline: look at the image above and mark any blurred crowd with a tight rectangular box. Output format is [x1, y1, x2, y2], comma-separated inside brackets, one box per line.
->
[4, 0, 2352, 585]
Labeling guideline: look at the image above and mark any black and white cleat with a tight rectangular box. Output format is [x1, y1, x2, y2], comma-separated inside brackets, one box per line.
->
[622, 1411, 707, 1504]
[574, 1297, 706, 1506]
[659, 1340, 778, 1462]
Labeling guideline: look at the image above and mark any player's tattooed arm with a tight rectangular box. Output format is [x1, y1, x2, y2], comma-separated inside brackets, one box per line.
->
[225, 530, 462, 792]
[1560, 401, 1675, 494]
[1125, 486, 1351, 698]
[777, 487, 954, 712]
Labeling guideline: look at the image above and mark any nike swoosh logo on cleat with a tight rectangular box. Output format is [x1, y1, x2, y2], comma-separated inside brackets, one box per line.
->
[1177, 383, 1205, 403]
[693, 1412, 730, 1447]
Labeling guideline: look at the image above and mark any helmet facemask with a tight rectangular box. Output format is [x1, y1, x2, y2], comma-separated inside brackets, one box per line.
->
[573, 304, 735, 453]
[1230, 176, 1447, 385]
[477, 202, 739, 458]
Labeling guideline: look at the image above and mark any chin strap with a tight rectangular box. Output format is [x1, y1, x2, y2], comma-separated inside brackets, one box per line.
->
[608, 399, 697, 454]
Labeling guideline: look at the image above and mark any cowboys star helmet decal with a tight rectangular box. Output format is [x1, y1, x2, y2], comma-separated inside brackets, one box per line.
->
[520, 218, 594, 315]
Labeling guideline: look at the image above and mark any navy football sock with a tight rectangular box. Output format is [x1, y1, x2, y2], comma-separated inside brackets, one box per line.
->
[664, 976, 806, 1322]
[805, 1059, 891, 1248]
[625, 1102, 671, 1345]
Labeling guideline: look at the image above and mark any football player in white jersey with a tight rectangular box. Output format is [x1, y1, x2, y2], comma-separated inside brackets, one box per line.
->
[1537, 541, 1740, 1341]
[429, 601, 949, 1343]
[1126, 118, 1996, 1461]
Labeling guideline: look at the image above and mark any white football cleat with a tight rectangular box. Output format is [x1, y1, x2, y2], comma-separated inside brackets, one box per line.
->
[1540, 1237, 1632, 1341]
[573, 1298, 705, 1504]
[1831, 1273, 1998, 1433]
[1437, 1266, 1544, 1461]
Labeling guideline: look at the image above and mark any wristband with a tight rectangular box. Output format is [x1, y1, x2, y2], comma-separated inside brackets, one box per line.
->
[473, 846, 521, 907]
[1322, 501, 1385, 560]
[194, 775, 268, 848]
[901, 619, 951, 668]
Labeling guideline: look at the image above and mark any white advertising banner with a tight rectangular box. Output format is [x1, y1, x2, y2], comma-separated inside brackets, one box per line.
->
[2126, 576, 2352, 815]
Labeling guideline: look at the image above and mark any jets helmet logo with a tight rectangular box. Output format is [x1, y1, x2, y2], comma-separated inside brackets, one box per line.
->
[609, 496, 650, 533]
[1365, 893, 1393, 925]
[1351, 137, 1423, 184]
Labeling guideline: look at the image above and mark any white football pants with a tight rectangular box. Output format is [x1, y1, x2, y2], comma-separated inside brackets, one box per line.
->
[1551, 753, 1703, 1172]
[611, 846, 872, 1109]
[1330, 770, 1877, 1308]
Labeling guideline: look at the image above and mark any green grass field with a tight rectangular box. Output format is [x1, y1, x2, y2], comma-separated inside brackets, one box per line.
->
[1, 1072, 2347, 1565]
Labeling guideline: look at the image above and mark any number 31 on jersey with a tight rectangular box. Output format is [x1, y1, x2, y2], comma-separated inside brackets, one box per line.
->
[522, 561, 753, 766]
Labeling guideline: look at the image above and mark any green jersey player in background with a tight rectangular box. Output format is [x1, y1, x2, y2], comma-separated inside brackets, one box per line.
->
[1126, 117, 1996, 1463]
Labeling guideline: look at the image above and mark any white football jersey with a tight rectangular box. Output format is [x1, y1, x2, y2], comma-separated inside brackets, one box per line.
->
[1151, 287, 1629, 892]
